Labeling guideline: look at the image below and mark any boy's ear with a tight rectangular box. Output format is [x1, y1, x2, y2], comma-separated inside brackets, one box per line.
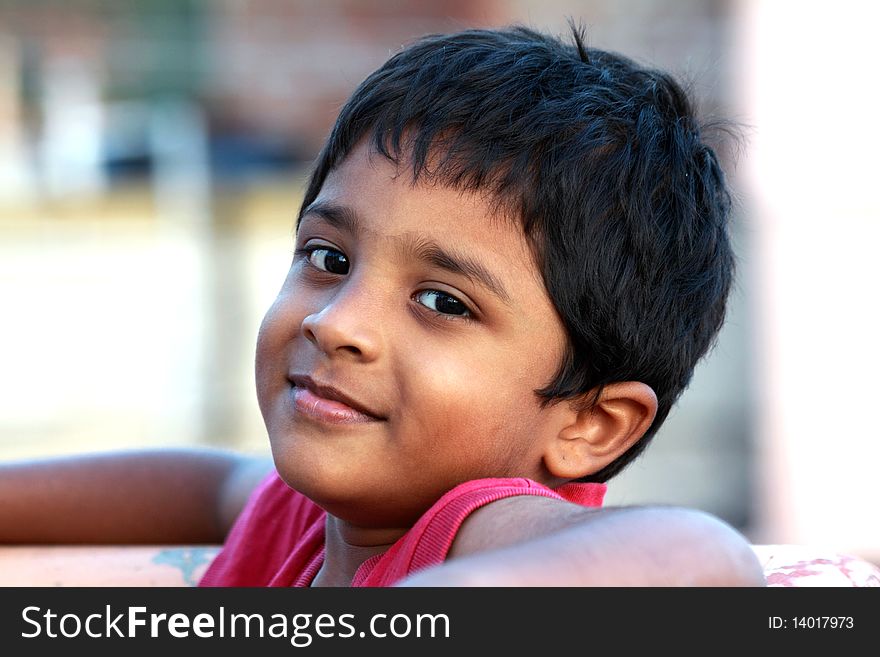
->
[543, 382, 658, 481]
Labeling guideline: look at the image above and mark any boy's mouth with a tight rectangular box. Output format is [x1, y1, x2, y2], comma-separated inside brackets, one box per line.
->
[288, 374, 385, 423]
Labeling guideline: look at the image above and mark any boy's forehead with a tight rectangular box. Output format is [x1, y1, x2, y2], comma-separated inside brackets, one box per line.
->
[309, 142, 524, 248]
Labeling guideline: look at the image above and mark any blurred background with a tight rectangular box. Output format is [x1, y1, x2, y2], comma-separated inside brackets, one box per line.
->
[1, 0, 877, 564]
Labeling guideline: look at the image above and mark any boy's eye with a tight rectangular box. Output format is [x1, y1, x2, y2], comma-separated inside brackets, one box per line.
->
[307, 247, 349, 275]
[414, 290, 470, 317]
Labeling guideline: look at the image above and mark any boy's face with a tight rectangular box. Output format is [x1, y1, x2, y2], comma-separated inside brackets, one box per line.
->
[256, 141, 571, 530]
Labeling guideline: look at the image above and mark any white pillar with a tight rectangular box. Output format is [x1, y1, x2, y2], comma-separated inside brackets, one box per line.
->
[739, 0, 880, 559]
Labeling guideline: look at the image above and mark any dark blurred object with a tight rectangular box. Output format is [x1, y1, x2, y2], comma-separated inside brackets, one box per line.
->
[0, 0, 502, 192]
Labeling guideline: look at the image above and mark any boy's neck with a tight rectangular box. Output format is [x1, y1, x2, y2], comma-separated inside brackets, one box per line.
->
[312, 515, 406, 587]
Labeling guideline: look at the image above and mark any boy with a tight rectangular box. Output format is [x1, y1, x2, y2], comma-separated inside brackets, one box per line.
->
[0, 25, 764, 586]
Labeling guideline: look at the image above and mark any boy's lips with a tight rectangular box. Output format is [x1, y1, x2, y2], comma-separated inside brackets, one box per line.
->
[288, 374, 385, 423]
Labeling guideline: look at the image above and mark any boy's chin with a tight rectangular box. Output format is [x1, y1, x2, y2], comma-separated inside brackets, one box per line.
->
[272, 461, 435, 529]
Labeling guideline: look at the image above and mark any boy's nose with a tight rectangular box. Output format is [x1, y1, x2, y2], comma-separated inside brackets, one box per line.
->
[300, 286, 383, 362]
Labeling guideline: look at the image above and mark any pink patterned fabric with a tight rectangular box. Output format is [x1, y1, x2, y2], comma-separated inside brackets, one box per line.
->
[752, 544, 880, 587]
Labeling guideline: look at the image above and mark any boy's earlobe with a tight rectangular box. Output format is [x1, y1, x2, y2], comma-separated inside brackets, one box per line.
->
[544, 382, 658, 480]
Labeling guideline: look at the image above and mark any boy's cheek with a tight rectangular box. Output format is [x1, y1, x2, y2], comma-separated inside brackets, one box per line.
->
[402, 363, 514, 431]
[257, 291, 306, 350]
[254, 312, 280, 375]
[254, 303, 299, 394]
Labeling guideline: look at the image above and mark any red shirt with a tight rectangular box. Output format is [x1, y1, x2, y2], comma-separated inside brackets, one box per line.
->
[199, 471, 606, 587]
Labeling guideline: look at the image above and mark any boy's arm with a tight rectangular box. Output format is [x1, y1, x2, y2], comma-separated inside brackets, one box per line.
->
[0, 448, 273, 544]
[397, 496, 766, 586]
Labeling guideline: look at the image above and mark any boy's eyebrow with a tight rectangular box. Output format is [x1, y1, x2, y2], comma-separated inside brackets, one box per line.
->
[300, 201, 362, 237]
[300, 200, 512, 305]
[407, 239, 512, 305]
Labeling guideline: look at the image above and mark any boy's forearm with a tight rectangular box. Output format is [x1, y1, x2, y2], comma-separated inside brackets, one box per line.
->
[0, 448, 269, 544]
[398, 499, 766, 586]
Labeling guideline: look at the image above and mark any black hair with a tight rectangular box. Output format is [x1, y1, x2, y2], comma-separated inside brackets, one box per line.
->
[297, 24, 735, 483]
